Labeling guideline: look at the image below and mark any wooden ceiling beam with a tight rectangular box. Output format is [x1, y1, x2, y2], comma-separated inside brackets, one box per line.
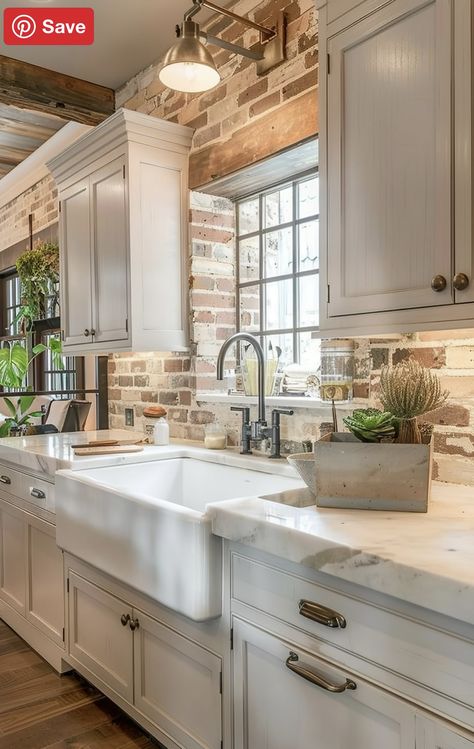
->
[0, 55, 115, 126]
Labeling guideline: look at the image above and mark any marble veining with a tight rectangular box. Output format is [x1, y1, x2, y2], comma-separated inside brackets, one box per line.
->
[1, 431, 474, 626]
[207, 483, 474, 626]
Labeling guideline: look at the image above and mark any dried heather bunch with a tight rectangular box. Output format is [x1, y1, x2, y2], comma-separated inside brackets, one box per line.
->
[379, 359, 448, 444]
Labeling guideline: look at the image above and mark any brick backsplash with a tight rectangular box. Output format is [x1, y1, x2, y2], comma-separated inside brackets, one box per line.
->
[107, 191, 474, 486]
[0, 0, 472, 487]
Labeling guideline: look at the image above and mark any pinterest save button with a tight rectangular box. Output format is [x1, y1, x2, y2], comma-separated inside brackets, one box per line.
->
[3, 7, 94, 45]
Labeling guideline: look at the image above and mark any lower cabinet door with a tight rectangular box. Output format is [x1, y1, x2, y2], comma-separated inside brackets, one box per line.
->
[233, 619, 416, 749]
[133, 610, 222, 749]
[417, 718, 474, 748]
[26, 517, 64, 646]
[68, 572, 134, 702]
[0, 500, 27, 614]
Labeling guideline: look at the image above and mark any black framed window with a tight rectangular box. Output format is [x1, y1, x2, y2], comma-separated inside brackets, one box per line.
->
[0, 271, 84, 396]
[236, 172, 320, 368]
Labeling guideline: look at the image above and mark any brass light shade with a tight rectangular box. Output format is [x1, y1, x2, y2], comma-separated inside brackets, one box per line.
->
[159, 21, 221, 93]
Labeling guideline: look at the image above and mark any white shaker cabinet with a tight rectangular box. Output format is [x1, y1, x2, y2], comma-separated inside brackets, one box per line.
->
[417, 718, 474, 749]
[48, 109, 193, 354]
[318, 0, 474, 335]
[67, 567, 223, 749]
[0, 493, 65, 671]
[233, 619, 416, 749]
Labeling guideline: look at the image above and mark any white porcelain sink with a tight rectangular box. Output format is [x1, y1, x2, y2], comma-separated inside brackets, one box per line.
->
[55, 448, 304, 621]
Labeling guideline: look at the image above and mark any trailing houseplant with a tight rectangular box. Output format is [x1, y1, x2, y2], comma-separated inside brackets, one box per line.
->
[13, 242, 60, 333]
[0, 338, 63, 437]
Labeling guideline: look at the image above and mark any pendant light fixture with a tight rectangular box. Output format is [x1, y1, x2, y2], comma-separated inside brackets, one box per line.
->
[159, 0, 286, 94]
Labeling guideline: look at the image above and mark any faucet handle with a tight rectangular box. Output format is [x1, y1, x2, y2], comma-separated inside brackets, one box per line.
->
[231, 406, 250, 422]
[272, 408, 294, 423]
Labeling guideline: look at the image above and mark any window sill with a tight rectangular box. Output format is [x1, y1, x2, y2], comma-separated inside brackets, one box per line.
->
[195, 392, 358, 413]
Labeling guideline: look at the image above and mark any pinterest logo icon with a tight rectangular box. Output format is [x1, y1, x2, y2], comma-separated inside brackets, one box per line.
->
[11, 13, 36, 38]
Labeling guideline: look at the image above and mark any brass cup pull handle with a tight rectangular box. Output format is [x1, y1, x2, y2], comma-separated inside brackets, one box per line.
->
[299, 599, 347, 629]
[129, 618, 140, 631]
[431, 275, 447, 292]
[0, 475, 11, 485]
[286, 652, 356, 693]
[453, 273, 469, 291]
[120, 614, 131, 627]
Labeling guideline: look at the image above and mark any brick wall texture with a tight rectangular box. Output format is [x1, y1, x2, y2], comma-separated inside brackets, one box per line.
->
[0, 175, 58, 253]
[116, 0, 318, 157]
[1, 0, 474, 487]
[107, 192, 474, 486]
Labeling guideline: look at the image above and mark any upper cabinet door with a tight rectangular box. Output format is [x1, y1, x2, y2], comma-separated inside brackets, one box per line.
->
[59, 178, 93, 347]
[90, 157, 130, 345]
[327, 0, 453, 317]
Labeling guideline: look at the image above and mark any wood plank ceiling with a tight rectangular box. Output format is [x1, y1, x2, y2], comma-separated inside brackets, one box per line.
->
[0, 103, 65, 179]
[0, 54, 116, 180]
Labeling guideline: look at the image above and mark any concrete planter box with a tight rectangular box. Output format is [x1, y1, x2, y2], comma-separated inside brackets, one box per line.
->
[313, 433, 433, 512]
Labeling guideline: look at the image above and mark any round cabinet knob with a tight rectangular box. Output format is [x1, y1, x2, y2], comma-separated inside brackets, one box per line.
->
[90, 329, 96, 336]
[120, 614, 130, 627]
[453, 273, 470, 291]
[431, 275, 447, 292]
[84, 329, 90, 337]
[129, 618, 140, 631]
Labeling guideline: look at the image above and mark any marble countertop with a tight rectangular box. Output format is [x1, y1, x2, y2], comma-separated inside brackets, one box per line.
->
[0, 429, 165, 479]
[208, 483, 474, 626]
[1, 431, 473, 625]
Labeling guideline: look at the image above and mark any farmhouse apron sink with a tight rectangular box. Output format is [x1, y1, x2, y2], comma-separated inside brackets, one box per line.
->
[55, 447, 304, 621]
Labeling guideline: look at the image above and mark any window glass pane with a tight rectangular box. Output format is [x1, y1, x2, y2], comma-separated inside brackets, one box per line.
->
[298, 220, 319, 272]
[298, 176, 319, 219]
[238, 198, 259, 235]
[239, 235, 260, 282]
[299, 274, 319, 327]
[263, 332, 294, 369]
[264, 185, 292, 228]
[265, 279, 293, 331]
[264, 227, 293, 278]
[240, 285, 260, 332]
[299, 332, 321, 371]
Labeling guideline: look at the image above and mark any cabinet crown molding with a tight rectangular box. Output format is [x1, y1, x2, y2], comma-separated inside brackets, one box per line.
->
[47, 108, 194, 186]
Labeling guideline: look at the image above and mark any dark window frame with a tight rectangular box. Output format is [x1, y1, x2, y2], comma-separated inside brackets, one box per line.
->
[236, 169, 320, 365]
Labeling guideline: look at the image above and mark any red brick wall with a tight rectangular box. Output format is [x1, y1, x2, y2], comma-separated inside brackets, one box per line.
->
[116, 0, 318, 173]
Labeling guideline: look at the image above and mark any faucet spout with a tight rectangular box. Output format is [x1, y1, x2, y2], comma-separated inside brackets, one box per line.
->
[216, 332, 266, 423]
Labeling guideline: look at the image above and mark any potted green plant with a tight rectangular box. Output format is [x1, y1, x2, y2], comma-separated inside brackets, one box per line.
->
[13, 242, 60, 333]
[0, 338, 63, 437]
[289, 361, 448, 512]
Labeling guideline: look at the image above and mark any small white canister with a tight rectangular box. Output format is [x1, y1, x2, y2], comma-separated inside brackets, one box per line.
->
[143, 406, 170, 446]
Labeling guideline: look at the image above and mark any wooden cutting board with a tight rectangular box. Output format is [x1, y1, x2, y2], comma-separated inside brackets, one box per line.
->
[73, 444, 144, 456]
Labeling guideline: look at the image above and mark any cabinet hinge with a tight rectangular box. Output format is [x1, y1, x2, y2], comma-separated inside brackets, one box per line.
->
[327, 284, 331, 303]
[123, 164, 126, 179]
[219, 671, 223, 694]
[62, 627, 65, 642]
[230, 627, 234, 651]
[66, 578, 70, 593]
[327, 53, 330, 74]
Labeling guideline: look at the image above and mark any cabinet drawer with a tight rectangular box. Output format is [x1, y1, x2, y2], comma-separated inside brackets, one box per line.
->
[0, 464, 55, 515]
[231, 554, 474, 713]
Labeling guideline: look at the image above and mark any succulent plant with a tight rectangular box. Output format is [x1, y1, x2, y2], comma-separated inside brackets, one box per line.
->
[343, 408, 396, 443]
[379, 359, 448, 444]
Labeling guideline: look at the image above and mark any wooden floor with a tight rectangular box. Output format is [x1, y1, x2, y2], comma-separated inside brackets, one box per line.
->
[0, 619, 157, 749]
